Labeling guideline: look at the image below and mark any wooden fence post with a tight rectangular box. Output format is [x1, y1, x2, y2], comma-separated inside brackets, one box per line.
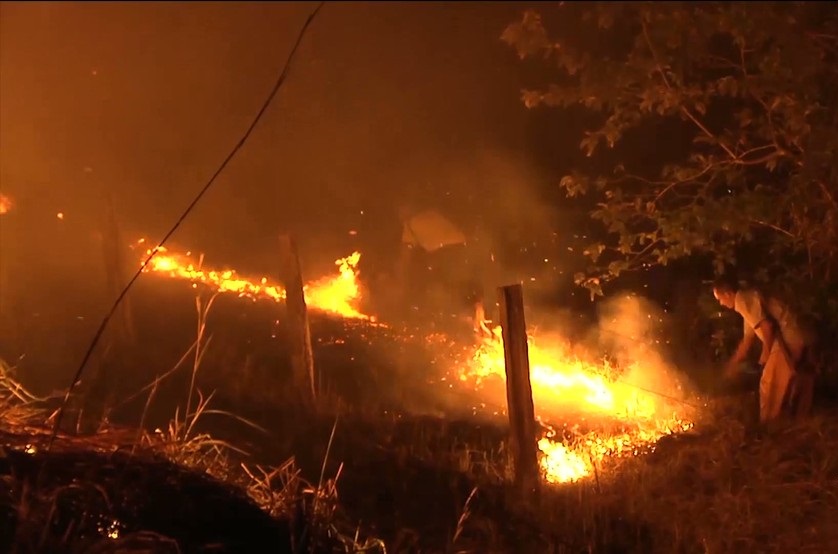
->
[497, 283, 540, 496]
[102, 196, 136, 345]
[278, 235, 316, 404]
[65, 196, 135, 434]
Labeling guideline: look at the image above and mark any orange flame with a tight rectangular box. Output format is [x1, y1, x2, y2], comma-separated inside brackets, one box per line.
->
[134, 237, 694, 485]
[136, 240, 369, 320]
[0, 193, 11, 215]
[458, 327, 694, 484]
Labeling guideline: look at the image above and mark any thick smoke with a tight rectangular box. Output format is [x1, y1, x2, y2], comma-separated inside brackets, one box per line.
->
[592, 293, 695, 411]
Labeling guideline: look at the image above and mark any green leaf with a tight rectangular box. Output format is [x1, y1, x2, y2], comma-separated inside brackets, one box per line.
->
[502, 2, 838, 329]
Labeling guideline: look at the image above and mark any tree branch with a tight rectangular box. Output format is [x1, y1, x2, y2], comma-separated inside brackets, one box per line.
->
[652, 163, 718, 205]
[732, 150, 784, 167]
[641, 20, 740, 161]
[750, 219, 795, 238]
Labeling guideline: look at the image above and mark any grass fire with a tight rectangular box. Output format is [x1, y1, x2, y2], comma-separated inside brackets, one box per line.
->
[135, 238, 370, 320]
[138, 239, 696, 487]
[3, 2, 838, 553]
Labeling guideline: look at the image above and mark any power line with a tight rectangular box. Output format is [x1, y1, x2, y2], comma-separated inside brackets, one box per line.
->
[47, 2, 326, 450]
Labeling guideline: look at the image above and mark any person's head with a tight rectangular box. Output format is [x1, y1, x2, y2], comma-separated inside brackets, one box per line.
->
[712, 276, 739, 309]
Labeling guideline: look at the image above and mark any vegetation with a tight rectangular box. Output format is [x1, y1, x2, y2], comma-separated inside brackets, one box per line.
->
[4, 4, 838, 552]
[3, 269, 835, 553]
[0, 359, 46, 427]
[1, 287, 836, 552]
[4, 343, 838, 552]
[501, 2, 838, 330]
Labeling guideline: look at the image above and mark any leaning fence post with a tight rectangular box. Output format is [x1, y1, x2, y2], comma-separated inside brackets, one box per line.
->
[497, 283, 540, 497]
[278, 234, 316, 404]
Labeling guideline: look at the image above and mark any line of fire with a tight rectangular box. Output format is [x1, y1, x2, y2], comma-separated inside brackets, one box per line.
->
[132, 231, 696, 486]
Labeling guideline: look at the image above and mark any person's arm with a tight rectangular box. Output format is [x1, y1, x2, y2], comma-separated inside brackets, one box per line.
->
[731, 329, 756, 365]
[725, 326, 756, 377]
[723, 289, 768, 376]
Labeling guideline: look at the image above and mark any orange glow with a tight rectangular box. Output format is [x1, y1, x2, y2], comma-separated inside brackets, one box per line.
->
[134, 237, 694, 485]
[0, 193, 11, 215]
[456, 326, 694, 484]
[56, 212, 65, 220]
[136, 240, 369, 319]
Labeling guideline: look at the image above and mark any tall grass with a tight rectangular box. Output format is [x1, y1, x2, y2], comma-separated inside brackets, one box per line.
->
[5, 285, 837, 553]
[472, 401, 838, 553]
[129, 290, 388, 551]
[0, 357, 48, 427]
[138, 291, 261, 480]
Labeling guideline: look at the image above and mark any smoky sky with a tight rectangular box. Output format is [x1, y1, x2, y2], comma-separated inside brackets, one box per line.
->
[3, 2, 680, 393]
[0, 1, 570, 278]
[0, 0, 617, 380]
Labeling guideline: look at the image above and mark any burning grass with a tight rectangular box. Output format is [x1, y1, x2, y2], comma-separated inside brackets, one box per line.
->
[195, 399, 838, 553]
[527, 403, 838, 553]
[132, 239, 699, 488]
[2, 360, 838, 552]
[4, 240, 835, 551]
[439, 321, 699, 486]
[135, 240, 370, 320]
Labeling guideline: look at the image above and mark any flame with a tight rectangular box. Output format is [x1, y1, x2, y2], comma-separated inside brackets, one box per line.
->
[133, 238, 694, 485]
[458, 327, 694, 484]
[136, 241, 369, 320]
[0, 193, 11, 215]
[304, 252, 366, 320]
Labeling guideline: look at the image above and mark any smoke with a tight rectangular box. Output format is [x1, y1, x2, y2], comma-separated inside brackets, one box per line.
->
[592, 293, 695, 410]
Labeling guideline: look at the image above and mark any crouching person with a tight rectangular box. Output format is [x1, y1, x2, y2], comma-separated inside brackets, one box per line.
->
[712, 277, 816, 423]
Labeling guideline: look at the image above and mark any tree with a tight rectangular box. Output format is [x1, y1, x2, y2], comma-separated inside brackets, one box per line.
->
[502, 2, 838, 322]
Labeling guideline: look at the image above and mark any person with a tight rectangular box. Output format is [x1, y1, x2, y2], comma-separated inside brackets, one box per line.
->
[712, 276, 816, 422]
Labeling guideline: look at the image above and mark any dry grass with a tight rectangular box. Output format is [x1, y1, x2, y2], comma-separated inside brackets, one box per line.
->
[4, 360, 838, 553]
[4, 281, 837, 553]
[135, 292, 263, 481]
[0, 358, 48, 428]
[617, 406, 838, 552]
[124, 292, 388, 552]
[139, 391, 250, 481]
[241, 455, 387, 553]
[500, 398, 838, 553]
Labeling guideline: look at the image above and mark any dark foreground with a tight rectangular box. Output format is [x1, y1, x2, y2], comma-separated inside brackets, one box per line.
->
[3, 397, 838, 554]
[1, 428, 292, 553]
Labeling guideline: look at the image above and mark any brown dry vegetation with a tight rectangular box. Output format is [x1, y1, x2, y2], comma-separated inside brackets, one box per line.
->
[3, 290, 837, 552]
[3, 347, 838, 554]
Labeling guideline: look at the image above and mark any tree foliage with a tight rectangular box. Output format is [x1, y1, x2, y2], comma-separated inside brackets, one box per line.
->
[502, 2, 838, 319]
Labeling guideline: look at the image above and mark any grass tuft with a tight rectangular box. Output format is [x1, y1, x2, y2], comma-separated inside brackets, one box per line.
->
[0, 358, 48, 428]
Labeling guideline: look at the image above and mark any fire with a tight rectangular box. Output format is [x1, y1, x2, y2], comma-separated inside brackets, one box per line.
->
[458, 327, 694, 484]
[133, 238, 693, 485]
[137, 241, 369, 320]
[304, 252, 366, 320]
[0, 193, 11, 215]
